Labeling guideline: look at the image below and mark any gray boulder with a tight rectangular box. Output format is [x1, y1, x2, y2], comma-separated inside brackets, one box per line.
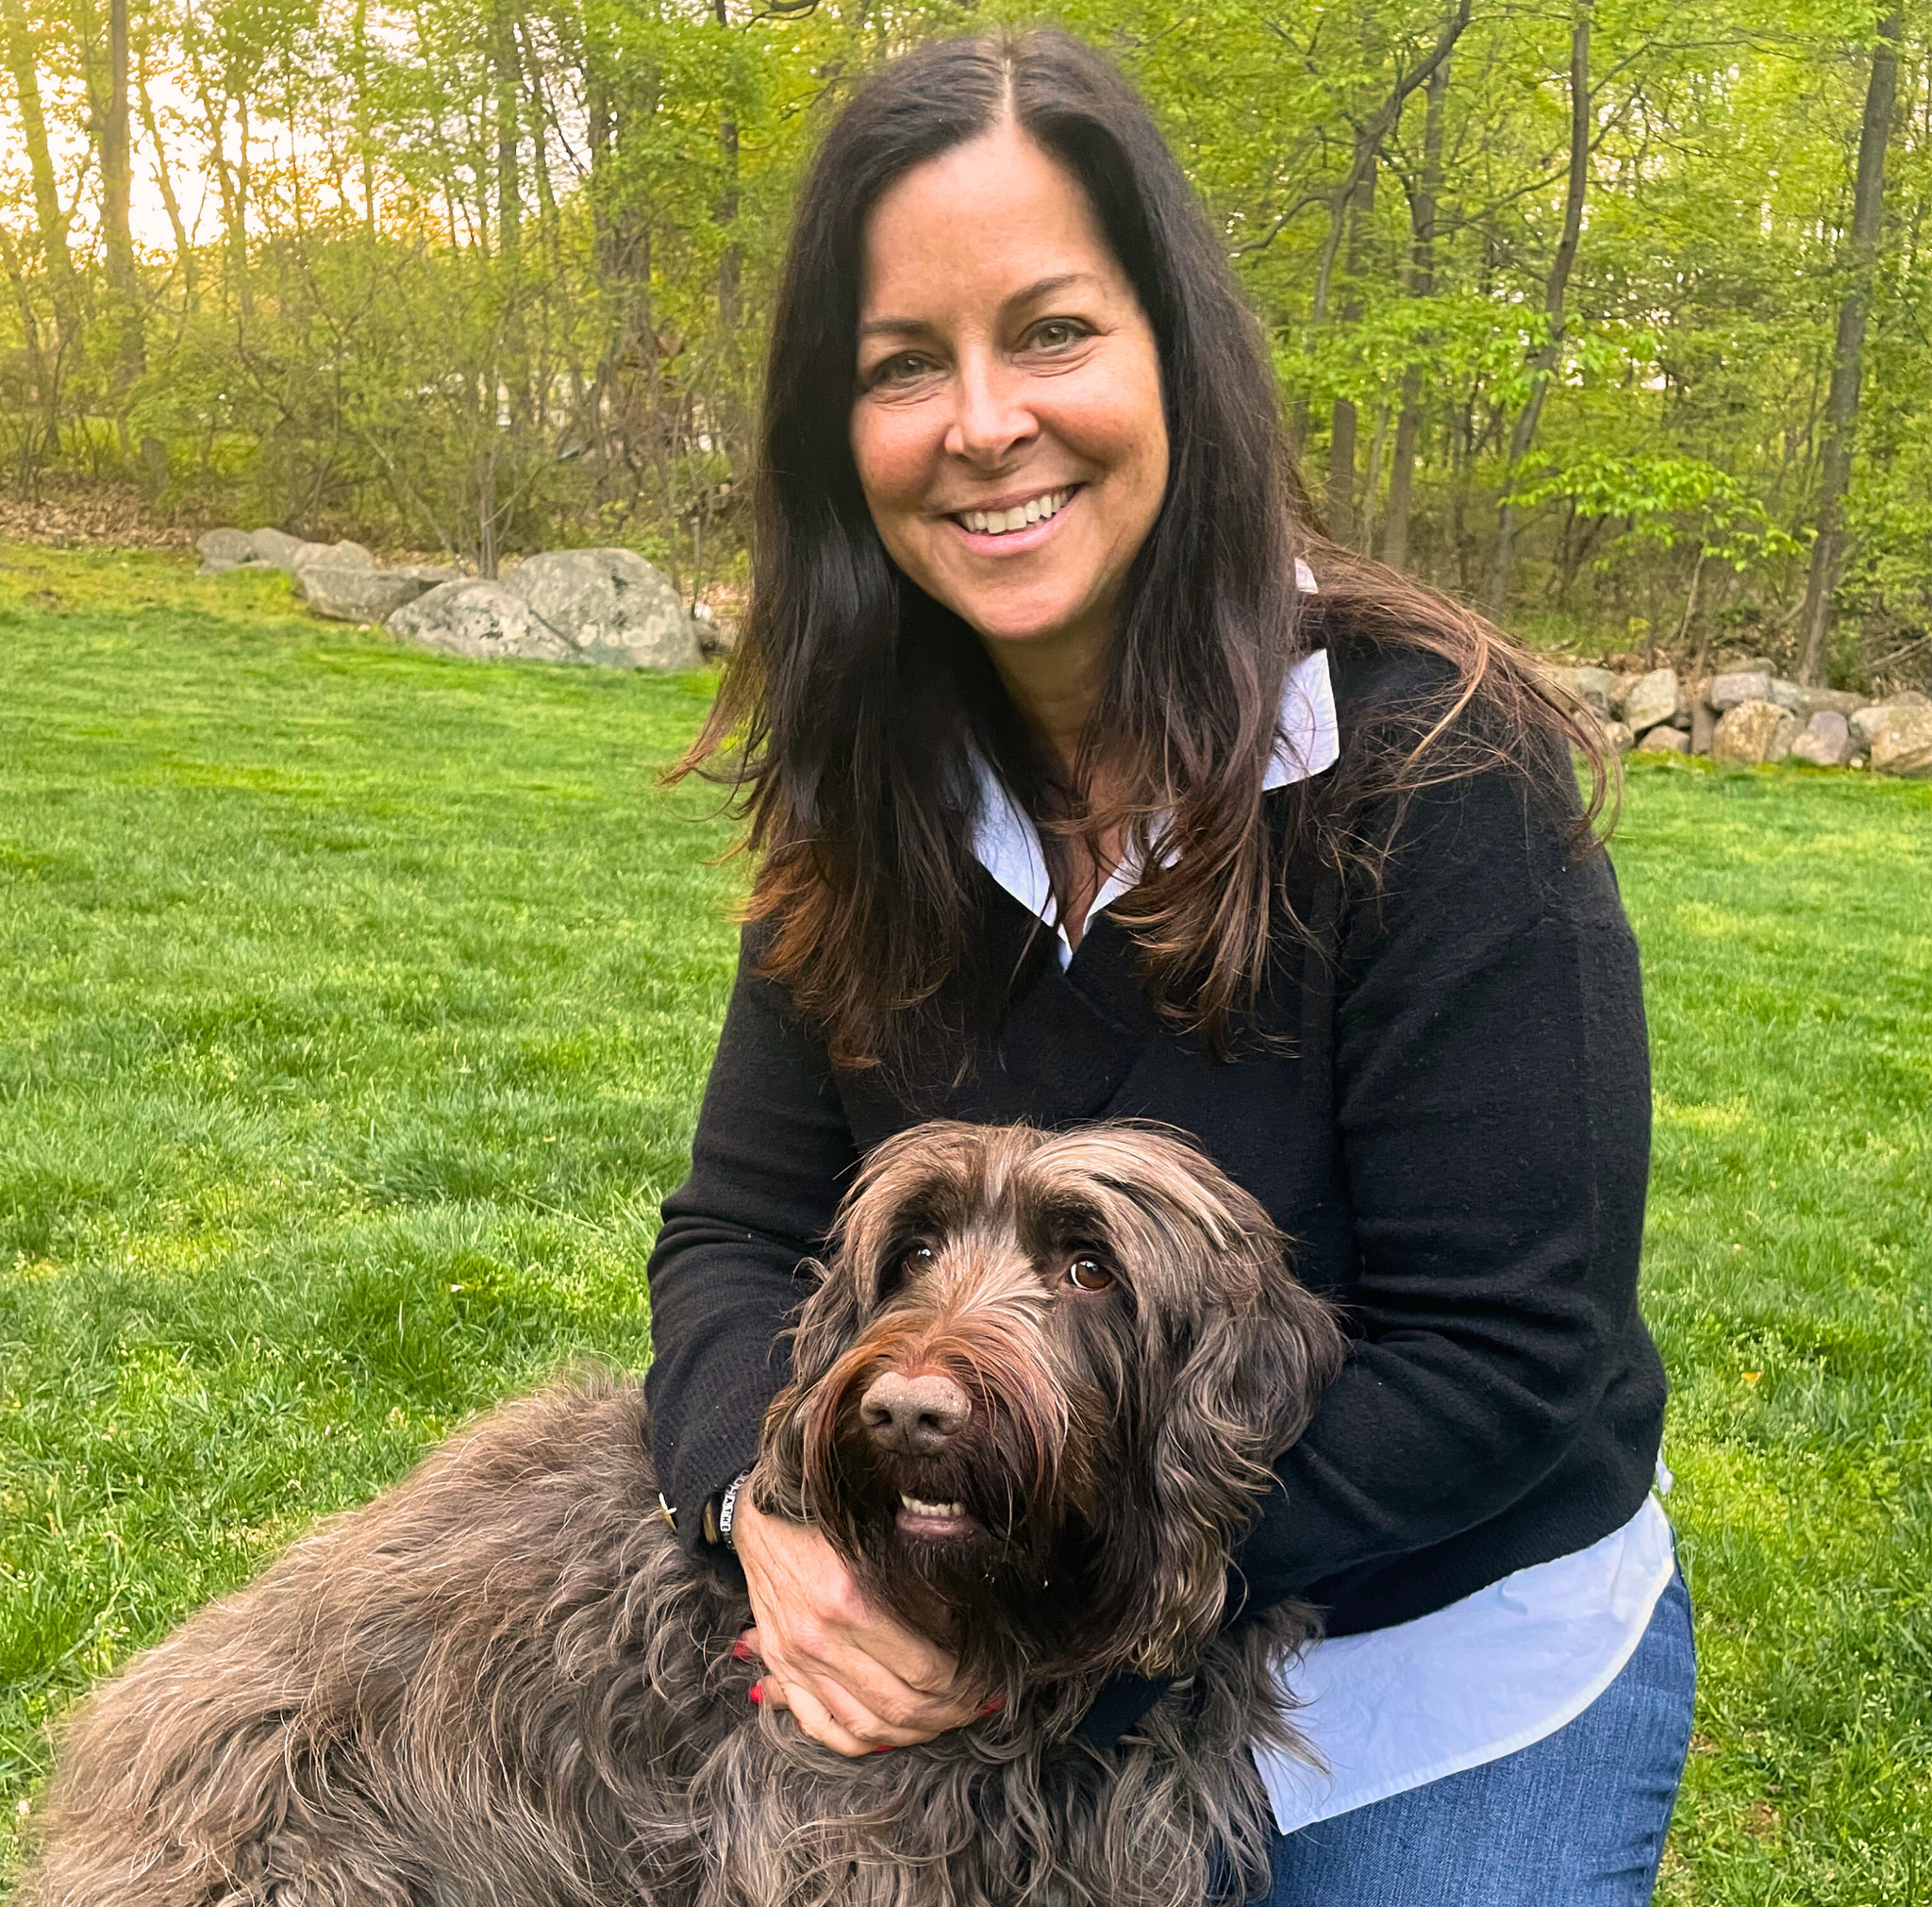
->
[1712, 699, 1798, 767]
[1850, 705, 1893, 751]
[1769, 677, 1803, 711]
[498, 548, 704, 669]
[1709, 671, 1773, 713]
[249, 527, 308, 567]
[1789, 711, 1853, 768]
[1545, 661, 1623, 711]
[1622, 668, 1679, 736]
[1634, 725, 1689, 755]
[1869, 704, 1932, 778]
[1793, 686, 1865, 721]
[196, 528, 257, 573]
[295, 566, 444, 624]
[291, 539, 374, 573]
[386, 549, 703, 670]
[1597, 718, 1636, 756]
[388, 579, 572, 661]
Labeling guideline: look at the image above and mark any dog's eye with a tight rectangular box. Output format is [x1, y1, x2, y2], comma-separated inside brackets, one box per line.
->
[903, 1244, 937, 1275]
[1065, 1256, 1114, 1292]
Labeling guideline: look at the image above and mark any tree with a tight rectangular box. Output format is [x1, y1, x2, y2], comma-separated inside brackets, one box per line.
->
[1795, 9, 1903, 686]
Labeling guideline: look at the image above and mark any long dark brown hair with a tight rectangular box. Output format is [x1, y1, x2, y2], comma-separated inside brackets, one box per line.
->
[680, 27, 1608, 1078]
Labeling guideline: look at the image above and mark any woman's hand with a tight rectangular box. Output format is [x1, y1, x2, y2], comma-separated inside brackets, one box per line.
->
[732, 1495, 986, 1756]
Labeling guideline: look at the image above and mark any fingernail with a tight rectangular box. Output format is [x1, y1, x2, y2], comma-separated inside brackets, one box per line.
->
[979, 1697, 1006, 1715]
[731, 1639, 752, 1661]
[748, 1684, 763, 1705]
[873, 1746, 891, 1754]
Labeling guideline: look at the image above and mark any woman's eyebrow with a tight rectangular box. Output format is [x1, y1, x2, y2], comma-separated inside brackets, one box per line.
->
[857, 273, 1108, 343]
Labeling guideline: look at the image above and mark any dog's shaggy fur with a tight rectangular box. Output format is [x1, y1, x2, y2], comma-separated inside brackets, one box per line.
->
[25, 1122, 1344, 1907]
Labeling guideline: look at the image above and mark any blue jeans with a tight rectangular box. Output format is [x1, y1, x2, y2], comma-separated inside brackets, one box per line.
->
[1258, 1569, 1696, 1906]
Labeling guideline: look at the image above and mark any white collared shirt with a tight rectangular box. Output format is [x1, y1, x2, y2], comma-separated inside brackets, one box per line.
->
[964, 627, 1675, 1830]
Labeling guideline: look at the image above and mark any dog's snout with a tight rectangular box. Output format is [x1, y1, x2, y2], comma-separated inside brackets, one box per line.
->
[859, 1371, 971, 1455]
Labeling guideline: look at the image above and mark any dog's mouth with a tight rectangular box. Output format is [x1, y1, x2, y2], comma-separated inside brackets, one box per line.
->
[894, 1492, 982, 1543]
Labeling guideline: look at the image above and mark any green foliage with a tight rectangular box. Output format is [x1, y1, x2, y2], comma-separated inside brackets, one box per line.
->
[0, 0, 1929, 671]
[0, 556, 1927, 1900]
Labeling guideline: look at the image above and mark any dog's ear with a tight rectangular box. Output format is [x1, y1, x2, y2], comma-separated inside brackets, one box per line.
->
[756, 1257, 865, 1521]
[1127, 1258, 1344, 1678]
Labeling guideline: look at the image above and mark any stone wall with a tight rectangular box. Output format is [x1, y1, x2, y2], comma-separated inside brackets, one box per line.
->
[1534, 658, 1932, 779]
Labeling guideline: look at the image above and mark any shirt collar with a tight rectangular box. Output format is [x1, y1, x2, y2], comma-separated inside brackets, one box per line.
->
[969, 640, 1340, 965]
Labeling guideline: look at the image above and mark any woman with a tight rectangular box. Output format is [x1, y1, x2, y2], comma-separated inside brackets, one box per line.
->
[646, 28, 1693, 1906]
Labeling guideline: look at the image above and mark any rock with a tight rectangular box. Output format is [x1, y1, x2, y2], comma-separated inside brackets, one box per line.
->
[1769, 677, 1803, 711]
[249, 527, 308, 567]
[1850, 705, 1891, 751]
[291, 539, 375, 573]
[1539, 664, 1621, 718]
[1849, 754, 1868, 770]
[388, 580, 572, 661]
[1789, 711, 1853, 768]
[1709, 670, 1772, 713]
[1634, 725, 1690, 755]
[1889, 688, 1930, 709]
[1690, 697, 1717, 755]
[1711, 699, 1798, 767]
[392, 562, 462, 584]
[492, 548, 704, 669]
[1793, 686, 1865, 721]
[1868, 704, 1932, 778]
[196, 528, 257, 572]
[295, 566, 443, 624]
[1622, 668, 1679, 736]
[1600, 719, 1636, 755]
[1715, 653, 1775, 677]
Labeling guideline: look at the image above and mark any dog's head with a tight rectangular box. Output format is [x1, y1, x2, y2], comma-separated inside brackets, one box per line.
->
[756, 1122, 1344, 1687]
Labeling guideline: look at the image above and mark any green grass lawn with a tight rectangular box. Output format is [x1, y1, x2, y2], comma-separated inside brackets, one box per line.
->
[2, 547, 1927, 1903]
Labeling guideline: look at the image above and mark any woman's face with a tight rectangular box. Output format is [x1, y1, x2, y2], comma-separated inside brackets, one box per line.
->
[851, 123, 1169, 686]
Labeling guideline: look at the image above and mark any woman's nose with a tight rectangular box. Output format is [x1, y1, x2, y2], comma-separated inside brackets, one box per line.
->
[943, 355, 1039, 466]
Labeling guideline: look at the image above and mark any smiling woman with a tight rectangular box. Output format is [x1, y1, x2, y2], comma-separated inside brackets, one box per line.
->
[651, 26, 1687, 1907]
[850, 126, 1169, 743]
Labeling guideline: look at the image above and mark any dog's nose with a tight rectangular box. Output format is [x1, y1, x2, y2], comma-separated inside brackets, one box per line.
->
[859, 1371, 970, 1455]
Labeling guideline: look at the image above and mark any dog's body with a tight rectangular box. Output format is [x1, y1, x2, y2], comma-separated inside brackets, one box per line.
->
[25, 1124, 1344, 1907]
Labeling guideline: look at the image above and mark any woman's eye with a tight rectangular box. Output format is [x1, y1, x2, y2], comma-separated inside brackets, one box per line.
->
[1031, 320, 1088, 351]
[1066, 1256, 1113, 1292]
[868, 353, 931, 387]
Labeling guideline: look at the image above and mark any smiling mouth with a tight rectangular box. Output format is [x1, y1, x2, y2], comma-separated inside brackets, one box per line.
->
[954, 487, 1077, 536]
[897, 1492, 979, 1540]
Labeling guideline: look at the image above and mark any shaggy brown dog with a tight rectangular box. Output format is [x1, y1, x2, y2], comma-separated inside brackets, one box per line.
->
[25, 1122, 1344, 1907]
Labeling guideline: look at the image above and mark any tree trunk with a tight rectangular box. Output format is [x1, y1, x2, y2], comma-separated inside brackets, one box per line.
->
[1326, 161, 1377, 547]
[103, 0, 145, 454]
[493, 0, 523, 262]
[1382, 46, 1451, 574]
[1291, 0, 1471, 472]
[1487, 0, 1592, 622]
[3, 0, 81, 449]
[137, 60, 195, 308]
[1796, 10, 1902, 687]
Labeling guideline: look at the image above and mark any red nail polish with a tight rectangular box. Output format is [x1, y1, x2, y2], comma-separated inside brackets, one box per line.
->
[731, 1639, 752, 1661]
[748, 1684, 763, 1705]
[874, 1746, 891, 1754]
[979, 1696, 1006, 1715]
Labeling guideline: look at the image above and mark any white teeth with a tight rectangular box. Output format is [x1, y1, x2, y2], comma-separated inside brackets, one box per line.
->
[960, 489, 1070, 535]
[900, 1494, 967, 1518]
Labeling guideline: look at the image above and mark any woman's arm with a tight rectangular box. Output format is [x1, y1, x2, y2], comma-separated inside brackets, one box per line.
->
[644, 923, 858, 1540]
[645, 925, 979, 1753]
[1235, 729, 1656, 1609]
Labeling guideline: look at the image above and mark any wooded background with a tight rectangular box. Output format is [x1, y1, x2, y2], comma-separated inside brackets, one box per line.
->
[2, 0, 1925, 687]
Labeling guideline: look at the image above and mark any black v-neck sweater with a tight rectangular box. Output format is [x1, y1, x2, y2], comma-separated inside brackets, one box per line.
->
[644, 637, 1664, 1660]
